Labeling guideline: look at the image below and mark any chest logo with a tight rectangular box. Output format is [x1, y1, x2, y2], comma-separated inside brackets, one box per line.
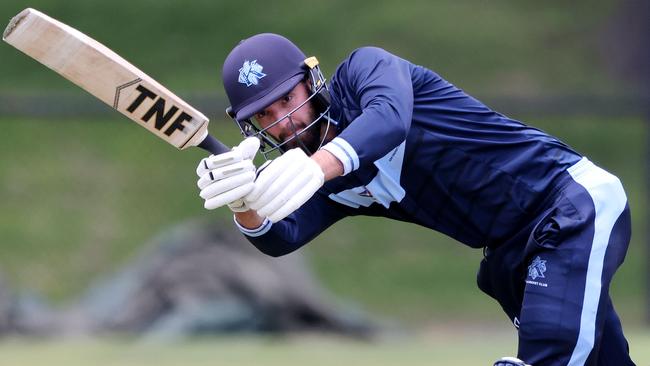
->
[238, 60, 266, 87]
[528, 256, 547, 280]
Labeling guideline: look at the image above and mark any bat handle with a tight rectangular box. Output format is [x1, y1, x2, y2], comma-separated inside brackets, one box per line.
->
[197, 134, 230, 155]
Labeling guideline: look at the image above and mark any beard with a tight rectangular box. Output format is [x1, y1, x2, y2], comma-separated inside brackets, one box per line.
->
[285, 124, 322, 153]
[279, 109, 323, 155]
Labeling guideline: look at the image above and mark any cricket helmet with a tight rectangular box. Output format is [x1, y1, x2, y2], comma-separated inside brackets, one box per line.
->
[222, 33, 332, 157]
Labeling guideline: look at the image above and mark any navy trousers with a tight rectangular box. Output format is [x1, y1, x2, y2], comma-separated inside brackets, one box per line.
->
[478, 158, 635, 366]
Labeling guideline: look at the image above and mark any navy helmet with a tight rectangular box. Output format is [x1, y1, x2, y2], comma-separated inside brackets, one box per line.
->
[222, 33, 332, 157]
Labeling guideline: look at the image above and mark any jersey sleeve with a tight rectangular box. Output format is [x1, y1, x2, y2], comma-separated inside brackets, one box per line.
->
[234, 190, 350, 257]
[322, 47, 413, 175]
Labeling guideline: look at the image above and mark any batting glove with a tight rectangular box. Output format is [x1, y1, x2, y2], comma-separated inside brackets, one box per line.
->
[196, 137, 260, 211]
[245, 148, 324, 222]
[493, 357, 532, 366]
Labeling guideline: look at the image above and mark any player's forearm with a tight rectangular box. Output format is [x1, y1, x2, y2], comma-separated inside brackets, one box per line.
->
[233, 210, 304, 257]
[234, 210, 265, 229]
[311, 149, 344, 181]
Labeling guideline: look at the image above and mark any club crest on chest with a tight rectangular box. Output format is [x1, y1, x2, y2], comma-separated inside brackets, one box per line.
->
[528, 256, 547, 280]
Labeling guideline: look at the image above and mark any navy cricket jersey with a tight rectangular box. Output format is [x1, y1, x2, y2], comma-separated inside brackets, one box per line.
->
[237, 46, 582, 256]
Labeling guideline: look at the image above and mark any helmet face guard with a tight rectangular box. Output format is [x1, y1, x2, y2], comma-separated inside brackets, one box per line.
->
[228, 57, 333, 159]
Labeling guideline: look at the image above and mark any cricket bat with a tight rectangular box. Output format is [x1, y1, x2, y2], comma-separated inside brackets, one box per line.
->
[2, 8, 229, 155]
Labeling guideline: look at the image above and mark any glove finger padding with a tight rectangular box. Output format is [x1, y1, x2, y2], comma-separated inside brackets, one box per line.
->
[196, 137, 260, 177]
[255, 170, 313, 217]
[205, 182, 255, 210]
[197, 160, 255, 190]
[199, 171, 256, 200]
[236, 136, 261, 160]
[246, 148, 324, 222]
[196, 137, 260, 211]
[248, 156, 305, 211]
[267, 174, 323, 222]
[246, 149, 302, 203]
[196, 150, 241, 177]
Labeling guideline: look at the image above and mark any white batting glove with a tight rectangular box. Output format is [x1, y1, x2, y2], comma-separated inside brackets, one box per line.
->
[196, 137, 260, 211]
[246, 148, 324, 222]
[493, 357, 532, 366]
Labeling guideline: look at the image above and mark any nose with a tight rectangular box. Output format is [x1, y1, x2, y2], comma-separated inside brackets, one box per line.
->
[276, 116, 298, 141]
[274, 112, 292, 127]
[263, 110, 293, 139]
[265, 112, 286, 130]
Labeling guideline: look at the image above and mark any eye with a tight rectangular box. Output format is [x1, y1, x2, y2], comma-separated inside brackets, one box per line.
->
[254, 110, 267, 120]
[283, 94, 293, 103]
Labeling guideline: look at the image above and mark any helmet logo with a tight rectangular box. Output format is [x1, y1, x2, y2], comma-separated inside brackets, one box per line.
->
[238, 60, 267, 87]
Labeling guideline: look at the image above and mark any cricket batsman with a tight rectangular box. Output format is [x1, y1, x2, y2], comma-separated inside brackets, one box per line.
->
[195, 33, 635, 365]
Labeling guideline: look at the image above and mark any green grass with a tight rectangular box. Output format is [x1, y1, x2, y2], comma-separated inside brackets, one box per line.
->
[0, 327, 648, 365]
[0, 116, 646, 329]
[0, 118, 243, 300]
[0, 1, 646, 358]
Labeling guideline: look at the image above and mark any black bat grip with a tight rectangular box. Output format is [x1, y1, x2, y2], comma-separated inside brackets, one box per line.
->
[197, 134, 230, 155]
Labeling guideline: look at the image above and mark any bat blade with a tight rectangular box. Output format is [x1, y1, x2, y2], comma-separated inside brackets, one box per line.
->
[3, 8, 228, 154]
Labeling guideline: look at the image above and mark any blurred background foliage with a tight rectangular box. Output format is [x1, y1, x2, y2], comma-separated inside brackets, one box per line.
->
[0, 0, 647, 332]
[0, 0, 641, 94]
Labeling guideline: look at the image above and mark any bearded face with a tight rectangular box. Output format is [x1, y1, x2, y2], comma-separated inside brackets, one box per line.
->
[253, 81, 324, 155]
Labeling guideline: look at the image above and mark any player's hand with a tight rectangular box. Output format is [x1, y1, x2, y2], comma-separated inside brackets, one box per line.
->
[246, 148, 324, 222]
[196, 137, 260, 211]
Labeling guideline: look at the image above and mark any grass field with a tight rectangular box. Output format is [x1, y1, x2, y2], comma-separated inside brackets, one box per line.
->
[0, 116, 646, 323]
[0, 116, 647, 366]
[0, 326, 648, 365]
[0, 1, 645, 363]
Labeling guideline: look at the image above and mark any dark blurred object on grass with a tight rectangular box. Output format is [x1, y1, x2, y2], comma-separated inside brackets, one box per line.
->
[0, 274, 55, 337]
[0, 218, 377, 340]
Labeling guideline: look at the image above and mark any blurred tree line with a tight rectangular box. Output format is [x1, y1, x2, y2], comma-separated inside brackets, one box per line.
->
[0, 0, 647, 325]
[0, 0, 644, 98]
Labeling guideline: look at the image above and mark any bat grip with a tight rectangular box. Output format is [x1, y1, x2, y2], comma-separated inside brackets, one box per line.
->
[197, 134, 230, 155]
